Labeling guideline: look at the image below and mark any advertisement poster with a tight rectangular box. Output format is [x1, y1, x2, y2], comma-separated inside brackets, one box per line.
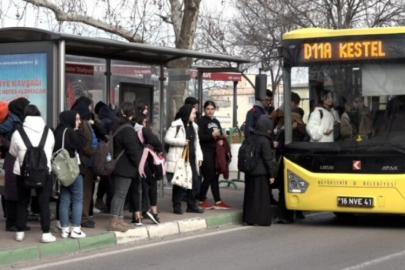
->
[0, 53, 47, 121]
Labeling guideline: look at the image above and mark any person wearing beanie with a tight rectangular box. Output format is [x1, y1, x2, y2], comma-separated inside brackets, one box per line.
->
[70, 96, 92, 111]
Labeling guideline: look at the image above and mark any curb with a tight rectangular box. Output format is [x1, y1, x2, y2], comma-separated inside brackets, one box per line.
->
[0, 212, 242, 267]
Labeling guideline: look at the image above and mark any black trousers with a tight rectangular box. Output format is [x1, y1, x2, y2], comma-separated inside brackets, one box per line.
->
[1, 195, 5, 217]
[128, 176, 142, 213]
[97, 175, 113, 210]
[141, 177, 158, 212]
[5, 200, 17, 229]
[16, 176, 52, 233]
[199, 150, 221, 202]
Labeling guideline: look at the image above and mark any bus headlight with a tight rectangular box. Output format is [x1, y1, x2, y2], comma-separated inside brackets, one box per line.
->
[287, 170, 309, 193]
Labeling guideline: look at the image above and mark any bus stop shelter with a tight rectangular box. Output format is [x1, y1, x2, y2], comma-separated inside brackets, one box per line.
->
[0, 27, 249, 140]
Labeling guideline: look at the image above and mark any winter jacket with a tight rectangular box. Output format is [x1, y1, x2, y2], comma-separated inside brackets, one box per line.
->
[111, 120, 140, 178]
[9, 116, 55, 175]
[306, 107, 338, 142]
[215, 138, 231, 179]
[244, 102, 267, 138]
[249, 119, 277, 178]
[197, 115, 223, 152]
[164, 118, 203, 174]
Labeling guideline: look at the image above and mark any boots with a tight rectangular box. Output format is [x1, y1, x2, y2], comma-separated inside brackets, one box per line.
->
[107, 216, 128, 232]
[118, 218, 134, 229]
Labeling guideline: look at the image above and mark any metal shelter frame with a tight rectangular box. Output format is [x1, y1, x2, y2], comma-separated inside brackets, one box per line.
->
[0, 27, 249, 140]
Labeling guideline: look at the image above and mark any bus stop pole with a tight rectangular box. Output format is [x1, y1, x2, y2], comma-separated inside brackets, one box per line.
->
[59, 40, 65, 113]
[159, 65, 165, 198]
[233, 81, 238, 127]
[198, 70, 203, 115]
[105, 59, 111, 104]
[284, 67, 292, 144]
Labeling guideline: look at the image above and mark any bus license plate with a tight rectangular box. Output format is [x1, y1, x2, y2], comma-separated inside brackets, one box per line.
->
[337, 197, 374, 208]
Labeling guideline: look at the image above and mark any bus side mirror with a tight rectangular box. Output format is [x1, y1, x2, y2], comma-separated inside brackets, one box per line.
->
[255, 74, 267, 101]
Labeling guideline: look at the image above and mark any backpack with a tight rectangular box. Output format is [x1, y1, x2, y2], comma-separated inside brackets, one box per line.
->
[51, 128, 80, 187]
[92, 124, 133, 176]
[237, 136, 259, 173]
[164, 125, 181, 153]
[17, 126, 49, 189]
[137, 128, 166, 181]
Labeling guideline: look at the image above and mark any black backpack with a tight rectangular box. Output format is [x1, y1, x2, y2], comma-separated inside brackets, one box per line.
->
[17, 126, 49, 189]
[237, 136, 258, 173]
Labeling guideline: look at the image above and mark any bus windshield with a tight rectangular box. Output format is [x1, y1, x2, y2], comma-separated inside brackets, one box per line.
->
[288, 62, 405, 149]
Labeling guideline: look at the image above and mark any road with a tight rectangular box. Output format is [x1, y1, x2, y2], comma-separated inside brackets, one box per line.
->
[12, 212, 405, 270]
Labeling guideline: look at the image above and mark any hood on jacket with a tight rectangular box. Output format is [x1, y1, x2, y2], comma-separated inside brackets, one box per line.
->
[23, 116, 46, 134]
[95, 101, 107, 115]
[71, 96, 92, 110]
[134, 123, 143, 132]
[9, 98, 30, 121]
[254, 118, 273, 137]
[98, 106, 118, 121]
[175, 104, 194, 127]
[73, 102, 91, 120]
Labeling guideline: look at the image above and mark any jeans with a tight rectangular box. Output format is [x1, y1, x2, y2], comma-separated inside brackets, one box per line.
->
[16, 175, 52, 233]
[110, 176, 132, 217]
[59, 175, 83, 227]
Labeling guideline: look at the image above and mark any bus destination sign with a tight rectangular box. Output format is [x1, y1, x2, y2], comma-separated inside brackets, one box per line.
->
[301, 41, 387, 61]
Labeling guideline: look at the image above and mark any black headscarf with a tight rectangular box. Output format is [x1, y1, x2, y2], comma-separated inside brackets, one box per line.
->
[56, 110, 76, 131]
[8, 98, 30, 121]
[72, 102, 91, 120]
[70, 96, 92, 110]
[175, 104, 194, 127]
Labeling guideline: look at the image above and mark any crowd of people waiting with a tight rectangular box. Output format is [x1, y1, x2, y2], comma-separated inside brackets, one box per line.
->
[0, 96, 232, 243]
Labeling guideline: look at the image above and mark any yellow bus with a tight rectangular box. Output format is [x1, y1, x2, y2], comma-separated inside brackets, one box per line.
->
[281, 27, 405, 215]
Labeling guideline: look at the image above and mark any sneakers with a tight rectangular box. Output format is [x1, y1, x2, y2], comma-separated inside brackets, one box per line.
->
[186, 206, 204, 213]
[199, 200, 214, 209]
[15, 232, 25, 242]
[42, 233, 56, 243]
[81, 219, 95, 228]
[61, 227, 71, 239]
[146, 210, 160, 224]
[93, 208, 101, 214]
[131, 218, 143, 226]
[70, 227, 86, 239]
[214, 201, 231, 210]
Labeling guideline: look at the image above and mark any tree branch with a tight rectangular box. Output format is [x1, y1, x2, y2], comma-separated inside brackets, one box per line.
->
[23, 0, 144, 42]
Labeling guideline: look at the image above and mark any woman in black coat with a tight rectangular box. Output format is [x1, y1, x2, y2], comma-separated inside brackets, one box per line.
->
[243, 118, 277, 226]
[107, 102, 141, 232]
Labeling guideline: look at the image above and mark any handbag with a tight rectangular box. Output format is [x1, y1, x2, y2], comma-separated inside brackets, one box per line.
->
[171, 145, 192, 189]
[51, 128, 80, 187]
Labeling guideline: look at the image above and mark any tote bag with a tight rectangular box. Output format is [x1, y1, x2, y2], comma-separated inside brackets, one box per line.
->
[171, 145, 192, 189]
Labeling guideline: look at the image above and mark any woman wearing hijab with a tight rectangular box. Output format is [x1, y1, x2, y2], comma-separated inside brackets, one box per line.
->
[164, 104, 204, 215]
[1, 98, 29, 231]
[54, 111, 87, 238]
[9, 105, 56, 242]
[72, 102, 98, 228]
[108, 102, 140, 232]
[243, 118, 277, 226]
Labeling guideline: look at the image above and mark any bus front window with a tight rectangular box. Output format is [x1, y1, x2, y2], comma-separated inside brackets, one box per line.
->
[286, 63, 405, 147]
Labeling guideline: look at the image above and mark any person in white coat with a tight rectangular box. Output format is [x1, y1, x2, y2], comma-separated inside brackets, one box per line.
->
[9, 105, 56, 243]
[306, 90, 339, 142]
[165, 104, 204, 215]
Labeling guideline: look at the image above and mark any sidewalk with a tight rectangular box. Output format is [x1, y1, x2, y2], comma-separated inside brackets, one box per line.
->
[0, 174, 246, 267]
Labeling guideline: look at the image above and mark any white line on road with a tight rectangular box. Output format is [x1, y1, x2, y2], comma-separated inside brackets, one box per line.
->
[341, 250, 405, 270]
[21, 226, 252, 270]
